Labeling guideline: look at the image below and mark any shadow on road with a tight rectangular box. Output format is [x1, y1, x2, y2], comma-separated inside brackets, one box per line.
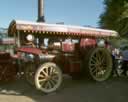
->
[0, 76, 128, 102]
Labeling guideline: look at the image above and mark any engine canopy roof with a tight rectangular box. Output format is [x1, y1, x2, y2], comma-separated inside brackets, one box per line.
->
[8, 20, 118, 38]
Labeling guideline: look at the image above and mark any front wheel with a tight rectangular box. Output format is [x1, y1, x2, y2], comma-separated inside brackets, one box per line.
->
[35, 62, 63, 93]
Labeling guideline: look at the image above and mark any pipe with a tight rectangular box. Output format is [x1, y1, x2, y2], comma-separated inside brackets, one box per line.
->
[37, 0, 45, 22]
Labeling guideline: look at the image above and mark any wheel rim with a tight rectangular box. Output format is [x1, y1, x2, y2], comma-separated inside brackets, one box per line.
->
[89, 48, 112, 81]
[126, 70, 128, 76]
[35, 63, 62, 93]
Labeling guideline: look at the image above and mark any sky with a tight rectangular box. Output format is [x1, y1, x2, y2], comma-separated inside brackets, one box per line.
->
[0, 0, 104, 28]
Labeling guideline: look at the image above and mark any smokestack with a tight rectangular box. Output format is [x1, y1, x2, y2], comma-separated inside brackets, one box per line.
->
[37, 0, 45, 22]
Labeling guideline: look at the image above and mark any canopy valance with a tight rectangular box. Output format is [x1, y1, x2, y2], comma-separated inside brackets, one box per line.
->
[8, 20, 118, 38]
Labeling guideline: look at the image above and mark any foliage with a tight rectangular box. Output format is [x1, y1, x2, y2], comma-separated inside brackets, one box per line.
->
[99, 0, 128, 37]
[109, 37, 128, 48]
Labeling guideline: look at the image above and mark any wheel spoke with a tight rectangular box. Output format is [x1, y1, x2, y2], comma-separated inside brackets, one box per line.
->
[96, 52, 101, 61]
[47, 81, 52, 89]
[91, 53, 103, 77]
[40, 80, 47, 87]
[50, 80, 56, 86]
[90, 63, 96, 67]
[39, 74, 45, 78]
[39, 69, 58, 89]
[100, 52, 106, 63]
[50, 67, 54, 75]
[52, 77, 58, 83]
[52, 74, 59, 80]
[97, 51, 105, 63]
[39, 78, 46, 82]
[45, 67, 49, 75]
[91, 67, 97, 75]
[92, 56, 97, 62]
[90, 66, 96, 71]
[44, 81, 50, 89]
[42, 70, 48, 76]
[91, 58, 96, 64]
[94, 55, 100, 64]
[52, 68, 58, 74]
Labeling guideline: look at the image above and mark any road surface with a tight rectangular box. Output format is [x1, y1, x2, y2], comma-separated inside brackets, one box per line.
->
[0, 76, 128, 102]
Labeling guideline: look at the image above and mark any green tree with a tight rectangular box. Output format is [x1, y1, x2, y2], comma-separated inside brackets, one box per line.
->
[99, 0, 128, 37]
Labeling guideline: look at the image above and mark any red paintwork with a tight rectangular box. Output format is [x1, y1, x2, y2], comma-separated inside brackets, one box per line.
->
[55, 38, 97, 74]
[62, 42, 75, 52]
[55, 53, 81, 74]
[18, 47, 42, 55]
[52, 38, 97, 74]
[80, 38, 96, 48]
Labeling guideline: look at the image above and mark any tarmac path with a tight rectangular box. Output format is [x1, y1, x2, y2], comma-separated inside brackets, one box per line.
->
[0, 76, 128, 102]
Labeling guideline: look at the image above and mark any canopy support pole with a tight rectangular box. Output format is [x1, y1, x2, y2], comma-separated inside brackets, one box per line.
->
[17, 31, 21, 48]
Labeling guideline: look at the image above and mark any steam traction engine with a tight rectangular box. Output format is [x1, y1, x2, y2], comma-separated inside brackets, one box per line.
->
[7, 20, 118, 93]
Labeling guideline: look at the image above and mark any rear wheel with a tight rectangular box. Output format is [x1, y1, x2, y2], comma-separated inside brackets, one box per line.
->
[84, 47, 112, 81]
[35, 62, 63, 93]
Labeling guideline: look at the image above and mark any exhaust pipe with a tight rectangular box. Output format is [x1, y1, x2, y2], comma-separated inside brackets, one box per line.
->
[37, 0, 45, 22]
